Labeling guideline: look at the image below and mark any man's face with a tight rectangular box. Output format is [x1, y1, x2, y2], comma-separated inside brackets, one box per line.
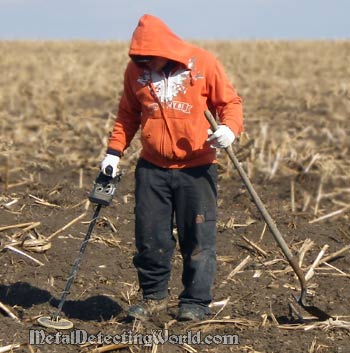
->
[144, 57, 168, 72]
[132, 55, 169, 72]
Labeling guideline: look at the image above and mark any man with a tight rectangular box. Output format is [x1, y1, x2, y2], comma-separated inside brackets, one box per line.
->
[100, 14, 243, 321]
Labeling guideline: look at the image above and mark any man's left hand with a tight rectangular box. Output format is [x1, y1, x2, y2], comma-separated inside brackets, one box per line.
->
[207, 125, 235, 148]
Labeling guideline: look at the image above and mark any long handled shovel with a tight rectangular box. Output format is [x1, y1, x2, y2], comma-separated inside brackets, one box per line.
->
[204, 110, 331, 321]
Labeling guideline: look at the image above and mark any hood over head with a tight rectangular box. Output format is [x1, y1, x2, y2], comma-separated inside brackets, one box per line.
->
[129, 14, 192, 68]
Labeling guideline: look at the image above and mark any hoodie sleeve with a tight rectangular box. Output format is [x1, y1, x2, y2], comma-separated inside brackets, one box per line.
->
[107, 62, 142, 155]
[207, 58, 244, 136]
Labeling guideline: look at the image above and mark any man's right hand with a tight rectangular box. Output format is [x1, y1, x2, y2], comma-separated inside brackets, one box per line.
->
[100, 154, 120, 177]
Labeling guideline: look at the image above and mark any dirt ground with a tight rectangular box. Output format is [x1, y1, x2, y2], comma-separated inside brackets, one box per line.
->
[1, 164, 350, 353]
[0, 41, 350, 353]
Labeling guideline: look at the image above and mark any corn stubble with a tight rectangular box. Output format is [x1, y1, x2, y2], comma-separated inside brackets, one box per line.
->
[0, 40, 349, 218]
[0, 39, 350, 353]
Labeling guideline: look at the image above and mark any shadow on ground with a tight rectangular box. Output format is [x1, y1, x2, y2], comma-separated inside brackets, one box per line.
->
[0, 282, 123, 321]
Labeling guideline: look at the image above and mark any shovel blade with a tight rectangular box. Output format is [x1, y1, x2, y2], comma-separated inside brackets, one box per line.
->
[292, 293, 332, 321]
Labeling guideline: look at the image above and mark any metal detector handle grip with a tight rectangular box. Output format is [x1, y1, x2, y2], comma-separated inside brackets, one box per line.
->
[105, 165, 113, 176]
[204, 110, 307, 292]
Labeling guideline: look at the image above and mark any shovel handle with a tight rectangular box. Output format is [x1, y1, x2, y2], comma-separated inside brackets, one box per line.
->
[204, 110, 307, 292]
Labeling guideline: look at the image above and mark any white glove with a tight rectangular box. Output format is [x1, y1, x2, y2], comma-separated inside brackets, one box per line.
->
[100, 154, 120, 177]
[207, 125, 235, 148]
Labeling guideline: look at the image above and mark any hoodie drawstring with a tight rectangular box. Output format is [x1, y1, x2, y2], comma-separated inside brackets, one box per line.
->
[189, 70, 195, 86]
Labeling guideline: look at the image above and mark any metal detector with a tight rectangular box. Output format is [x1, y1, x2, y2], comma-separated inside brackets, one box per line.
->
[38, 167, 121, 329]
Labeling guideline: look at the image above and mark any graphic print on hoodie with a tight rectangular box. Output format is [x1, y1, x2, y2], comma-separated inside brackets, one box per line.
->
[108, 14, 243, 168]
[137, 66, 198, 115]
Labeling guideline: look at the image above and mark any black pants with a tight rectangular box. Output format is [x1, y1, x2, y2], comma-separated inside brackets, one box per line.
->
[133, 158, 217, 310]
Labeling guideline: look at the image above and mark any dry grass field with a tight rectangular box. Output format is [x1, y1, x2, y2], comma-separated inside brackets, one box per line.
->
[0, 40, 349, 353]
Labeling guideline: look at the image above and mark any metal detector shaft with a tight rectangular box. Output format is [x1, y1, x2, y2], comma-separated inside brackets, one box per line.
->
[204, 110, 308, 300]
[52, 204, 102, 321]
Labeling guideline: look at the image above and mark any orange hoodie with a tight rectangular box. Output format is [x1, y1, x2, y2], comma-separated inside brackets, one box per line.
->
[107, 14, 243, 168]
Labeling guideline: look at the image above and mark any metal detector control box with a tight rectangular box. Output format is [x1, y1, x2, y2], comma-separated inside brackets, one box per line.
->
[89, 171, 121, 206]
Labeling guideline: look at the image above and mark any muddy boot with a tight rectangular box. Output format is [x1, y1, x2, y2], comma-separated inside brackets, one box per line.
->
[127, 298, 169, 321]
[177, 305, 209, 322]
